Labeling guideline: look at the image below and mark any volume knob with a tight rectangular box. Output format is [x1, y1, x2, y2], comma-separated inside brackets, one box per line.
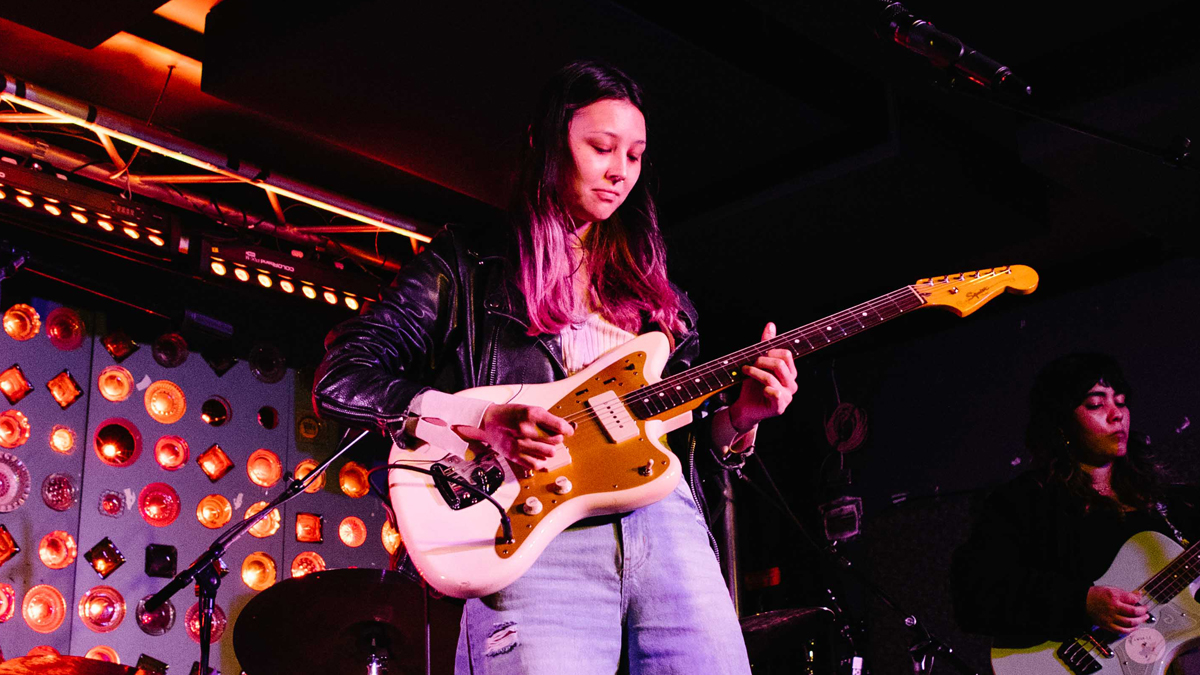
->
[523, 497, 543, 515]
[552, 476, 573, 494]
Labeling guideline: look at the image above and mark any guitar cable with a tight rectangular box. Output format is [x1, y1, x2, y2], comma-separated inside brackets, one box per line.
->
[379, 462, 516, 544]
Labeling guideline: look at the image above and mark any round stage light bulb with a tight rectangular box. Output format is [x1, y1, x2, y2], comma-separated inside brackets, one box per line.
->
[295, 459, 324, 494]
[233, 268, 250, 282]
[41, 472, 77, 512]
[382, 520, 402, 555]
[38, 530, 77, 569]
[246, 449, 282, 488]
[152, 333, 189, 368]
[245, 501, 281, 538]
[135, 595, 175, 636]
[0, 451, 31, 512]
[144, 381, 186, 424]
[98, 490, 125, 518]
[97, 366, 133, 402]
[323, 291, 338, 305]
[98, 220, 115, 232]
[301, 285, 317, 300]
[154, 436, 188, 470]
[0, 410, 31, 449]
[122, 227, 139, 239]
[71, 212, 88, 224]
[339, 461, 370, 498]
[0, 583, 15, 623]
[196, 494, 232, 529]
[93, 420, 139, 467]
[16, 195, 33, 208]
[49, 425, 76, 454]
[148, 235, 165, 247]
[339, 516, 367, 548]
[279, 279, 295, 294]
[200, 397, 231, 427]
[84, 645, 120, 663]
[4, 304, 41, 341]
[23, 585, 66, 634]
[345, 296, 360, 311]
[43, 204, 62, 216]
[185, 601, 227, 644]
[138, 482, 181, 527]
[256, 273, 272, 288]
[46, 307, 85, 351]
[211, 261, 227, 276]
[241, 552, 277, 591]
[290, 552, 325, 579]
[78, 586, 125, 633]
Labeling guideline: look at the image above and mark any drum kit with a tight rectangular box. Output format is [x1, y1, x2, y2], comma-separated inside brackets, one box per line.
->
[0, 569, 839, 675]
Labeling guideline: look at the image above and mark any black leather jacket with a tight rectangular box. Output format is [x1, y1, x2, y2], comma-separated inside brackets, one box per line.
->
[312, 224, 726, 477]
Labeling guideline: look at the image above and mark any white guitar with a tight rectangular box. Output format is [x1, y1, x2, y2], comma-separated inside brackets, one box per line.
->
[992, 531, 1200, 675]
[388, 266, 1039, 598]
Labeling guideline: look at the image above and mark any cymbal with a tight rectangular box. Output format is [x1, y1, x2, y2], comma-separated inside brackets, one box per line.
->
[740, 607, 836, 660]
[233, 568, 461, 675]
[0, 655, 135, 675]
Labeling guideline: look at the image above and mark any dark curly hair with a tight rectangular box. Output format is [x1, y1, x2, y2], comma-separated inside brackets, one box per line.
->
[1026, 353, 1165, 513]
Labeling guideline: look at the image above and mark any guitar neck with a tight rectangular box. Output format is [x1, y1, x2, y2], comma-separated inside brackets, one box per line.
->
[630, 285, 926, 419]
[1142, 535, 1200, 605]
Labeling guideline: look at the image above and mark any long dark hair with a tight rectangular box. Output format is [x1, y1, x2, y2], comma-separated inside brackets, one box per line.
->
[510, 60, 683, 338]
[1026, 353, 1165, 512]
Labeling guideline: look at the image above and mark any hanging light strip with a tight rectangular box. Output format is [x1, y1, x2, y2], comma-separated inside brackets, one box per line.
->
[0, 77, 433, 244]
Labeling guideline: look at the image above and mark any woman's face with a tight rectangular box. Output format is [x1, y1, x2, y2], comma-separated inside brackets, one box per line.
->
[563, 98, 646, 227]
[1071, 382, 1130, 465]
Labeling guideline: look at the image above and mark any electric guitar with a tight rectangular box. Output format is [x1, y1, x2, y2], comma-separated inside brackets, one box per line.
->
[992, 531, 1200, 675]
[388, 265, 1039, 598]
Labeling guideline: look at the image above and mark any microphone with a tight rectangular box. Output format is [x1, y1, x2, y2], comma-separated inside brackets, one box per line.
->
[875, 1, 1031, 98]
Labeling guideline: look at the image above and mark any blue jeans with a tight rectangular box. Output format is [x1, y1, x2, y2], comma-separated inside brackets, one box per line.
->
[454, 481, 751, 674]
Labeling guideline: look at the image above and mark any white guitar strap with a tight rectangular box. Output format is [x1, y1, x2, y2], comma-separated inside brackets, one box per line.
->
[1155, 501, 1191, 547]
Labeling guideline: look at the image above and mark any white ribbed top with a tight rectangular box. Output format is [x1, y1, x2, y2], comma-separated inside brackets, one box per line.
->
[560, 312, 636, 375]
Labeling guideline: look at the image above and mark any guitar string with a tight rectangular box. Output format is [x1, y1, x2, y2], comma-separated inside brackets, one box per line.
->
[1139, 539, 1200, 603]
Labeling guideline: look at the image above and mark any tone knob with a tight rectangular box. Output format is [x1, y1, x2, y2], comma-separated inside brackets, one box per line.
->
[523, 497, 543, 515]
[552, 476, 573, 494]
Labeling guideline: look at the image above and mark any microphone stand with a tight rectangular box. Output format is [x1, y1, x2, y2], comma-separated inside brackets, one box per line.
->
[145, 428, 372, 675]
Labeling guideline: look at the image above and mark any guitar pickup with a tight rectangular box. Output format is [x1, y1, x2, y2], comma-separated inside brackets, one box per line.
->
[587, 389, 639, 443]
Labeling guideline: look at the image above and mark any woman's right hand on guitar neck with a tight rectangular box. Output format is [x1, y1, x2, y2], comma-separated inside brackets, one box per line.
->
[455, 404, 575, 471]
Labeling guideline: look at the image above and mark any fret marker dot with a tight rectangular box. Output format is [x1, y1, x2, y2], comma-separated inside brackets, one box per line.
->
[862, 312, 868, 317]
[675, 386, 681, 390]
[826, 326, 832, 331]
[694, 378, 700, 383]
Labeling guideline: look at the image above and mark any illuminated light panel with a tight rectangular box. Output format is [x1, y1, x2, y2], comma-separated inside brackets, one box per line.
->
[246, 449, 282, 488]
[345, 296, 360, 311]
[323, 290, 338, 305]
[0, 452, 31, 512]
[138, 482, 181, 527]
[78, 585, 125, 633]
[301, 284, 317, 300]
[244, 501, 281, 539]
[135, 595, 175, 636]
[196, 443, 234, 482]
[98, 365, 134, 402]
[27, 646, 61, 658]
[295, 513, 323, 543]
[4, 304, 40, 340]
[0, 523, 20, 568]
[339, 461, 370, 498]
[210, 260, 227, 276]
[84, 537, 125, 579]
[16, 195, 34, 208]
[38, 530, 77, 569]
[100, 331, 138, 362]
[233, 268, 250, 282]
[0, 582, 14, 622]
[84, 645, 120, 663]
[46, 307, 85, 350]
[93, 419, 140, 467]
[241, 552, 277, 591]
[279, 279, 295, 294]
[295, 459, 324, 494]
[185, 601, 226, 644]
[0, 188, 5, 199]
[123, 227, 140, 240]
[382, 520, 402, 555]
[196, 494, 232, 529]
[22, 585, 66, 633]
[154, 436, 188, 470]
[43, 204, 62, 216]
[0, 364, 33, 404]
[98, 220, 115, 232]
[200, 396, 230, 426]
[256, 273, 272, 288]
[148, 235, 165, 247]
[97, 490, 125, 518]
[339, 516, 367, 548]
[144, 544, 177, 578]
[71, 212, 88, 224]
[144, 380, 186, 424]
[290, 551, 325, 579]
[46, 370, 83, 409]
[152, 333, 188, 368]
[41, 472, 76, 511]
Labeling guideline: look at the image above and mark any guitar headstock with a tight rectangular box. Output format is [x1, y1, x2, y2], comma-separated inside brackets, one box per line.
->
[912, 265, 1039, 317]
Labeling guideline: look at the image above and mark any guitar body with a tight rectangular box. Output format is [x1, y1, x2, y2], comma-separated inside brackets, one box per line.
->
[388, 331, 692, 599]
[993, 531, 1200, 675]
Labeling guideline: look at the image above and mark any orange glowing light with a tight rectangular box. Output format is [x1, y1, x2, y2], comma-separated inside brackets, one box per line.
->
[0, 410, 31, 449]
[185, 601, 226, 644]
[138, 482, 181, 527]
[0, 524, 19, 567]
[44, 204, 62, 216]
[27, 646, 61, 658]
[49, 425, 76, 454]
[295, 513, 323, 543]
[22, 585, 66, 633]
[233, 268, 250, 282]
[256, 273, 272, 288]
[148, 235, 165, 247]
[382, 520, 402, 555]
[279, 279, 295, 293]
[0, 364, 33, 404]
[323, 291, 338, 305]
[295, 459, 325, 494]
[196, 494, 232, 529]
[301, 285, 317, 300]
[339, 461, 370, 499]
[241, 552, 277, 591]
[197, 443, 234, 482]
[4, 304, 41, 340]
[38, 531, 77, 569]
[153, 435, 188, 470]
[16, 196, 34, 208]
[78, 586, 125, 633]
[84, 645, 120, 663]
[122, 227, 139, 239]
[71, 212, 88, 224]
[97, 365, 134, 402]
[0, 189, 6, 199]
[46, 307, 85, 350]
[290, 551, 325, 578]
[0, 582, 15, 622]
[246, 449, 282, 488]
[339, 516, 367, 548]
[98, 220, 115, 232]
[245, 501, 281, 538]
[93, 420, 139, 467]
[211, 261, 227, 275]
[144, 380, 186, 423]
[345, 296, 360, 311]
[47, 370, 83, 409]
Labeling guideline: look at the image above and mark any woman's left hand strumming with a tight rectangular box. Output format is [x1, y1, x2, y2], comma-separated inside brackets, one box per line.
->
[729, 322, 798, 433]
